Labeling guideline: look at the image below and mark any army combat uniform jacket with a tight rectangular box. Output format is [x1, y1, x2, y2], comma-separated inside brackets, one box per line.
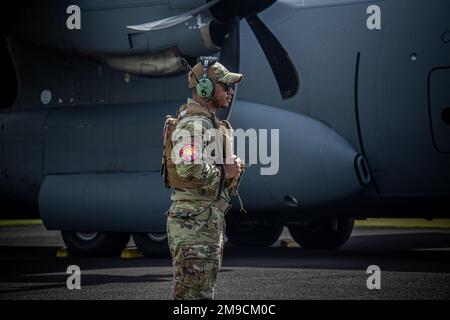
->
[163, 98, 235, 300]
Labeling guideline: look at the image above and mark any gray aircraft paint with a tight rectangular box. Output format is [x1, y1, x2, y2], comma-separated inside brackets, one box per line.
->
[37, 100, 362, 231]
[39, 172, 171, 231]
[1, 0, 449, 231]
[237, 0, 450, 195]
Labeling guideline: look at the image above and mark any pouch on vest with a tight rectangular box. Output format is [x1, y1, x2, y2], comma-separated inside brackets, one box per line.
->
[219, 119, 246, 213]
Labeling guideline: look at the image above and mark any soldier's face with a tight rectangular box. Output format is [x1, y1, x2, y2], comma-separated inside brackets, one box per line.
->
[214, 82, 234, 108]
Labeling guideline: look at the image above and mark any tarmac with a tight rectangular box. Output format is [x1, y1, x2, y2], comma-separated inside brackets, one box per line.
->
[0, 225, 449, 299]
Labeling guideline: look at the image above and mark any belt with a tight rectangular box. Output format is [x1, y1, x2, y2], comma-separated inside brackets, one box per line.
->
[170, 199, 231, 218]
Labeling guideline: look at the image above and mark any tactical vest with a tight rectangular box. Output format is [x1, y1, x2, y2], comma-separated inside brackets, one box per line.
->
[160, 102, 233, 190]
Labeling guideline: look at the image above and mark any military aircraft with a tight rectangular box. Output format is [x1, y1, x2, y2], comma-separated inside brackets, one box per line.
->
[1, 0, 449, 256]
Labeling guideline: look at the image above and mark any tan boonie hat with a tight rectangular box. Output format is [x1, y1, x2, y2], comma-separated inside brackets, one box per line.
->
[188, 61, 243, 88]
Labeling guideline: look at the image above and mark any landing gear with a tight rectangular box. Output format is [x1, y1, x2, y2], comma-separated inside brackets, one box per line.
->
[226, 220, 283, 247]
[61, 231, 130, 256]
[287, 218, 354, 249]
[132, 232, 170, 257]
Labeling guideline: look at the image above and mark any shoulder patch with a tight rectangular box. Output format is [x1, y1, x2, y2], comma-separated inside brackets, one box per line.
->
[180, 144, 199, 161]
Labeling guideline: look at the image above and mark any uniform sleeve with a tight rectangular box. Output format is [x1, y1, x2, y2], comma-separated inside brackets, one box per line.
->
[172, 118, 222, 190]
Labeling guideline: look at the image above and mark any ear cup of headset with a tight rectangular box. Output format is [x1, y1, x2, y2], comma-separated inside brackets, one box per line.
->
[196, 77, 215, 99]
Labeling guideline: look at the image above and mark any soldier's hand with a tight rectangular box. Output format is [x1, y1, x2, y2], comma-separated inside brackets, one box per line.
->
[224, 155, 242, 180]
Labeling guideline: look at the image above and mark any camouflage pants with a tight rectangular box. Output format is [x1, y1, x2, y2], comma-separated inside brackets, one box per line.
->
[167, 200, 226, 300]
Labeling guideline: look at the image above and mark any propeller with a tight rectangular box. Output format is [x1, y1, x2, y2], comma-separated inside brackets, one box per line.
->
[245, 15, 299, 99]
[218, 15, 240, 114]
[127, 0, 299, 100]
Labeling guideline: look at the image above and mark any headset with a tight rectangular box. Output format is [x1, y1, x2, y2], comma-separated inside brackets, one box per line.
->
[181, 56, 218, 100]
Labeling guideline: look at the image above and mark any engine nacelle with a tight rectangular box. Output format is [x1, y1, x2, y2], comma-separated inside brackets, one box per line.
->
[5, 0, 220, 76]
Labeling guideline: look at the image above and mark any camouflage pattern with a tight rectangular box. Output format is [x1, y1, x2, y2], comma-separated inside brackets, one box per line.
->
[166, 99, 230, 300]
[167, 200, 225, 300]
[188, 61, 243, 89]
[170, 99, 230, 202]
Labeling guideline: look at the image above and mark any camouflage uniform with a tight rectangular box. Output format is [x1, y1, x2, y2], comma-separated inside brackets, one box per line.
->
[167, 200, 225, 300]
[166, 61, 243, 300]
[167, 99, 229, 300]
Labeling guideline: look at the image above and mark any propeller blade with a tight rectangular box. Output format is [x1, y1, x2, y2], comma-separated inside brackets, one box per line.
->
[126, 0, 221, 31]
[246, 15, 300, 99]
[219, 16, 240, 117]
[209, 0, 276, 22]
[220, 16, 240, 74]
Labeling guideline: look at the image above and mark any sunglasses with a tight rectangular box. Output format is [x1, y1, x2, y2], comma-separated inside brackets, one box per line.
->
[218, 82, 234, 91]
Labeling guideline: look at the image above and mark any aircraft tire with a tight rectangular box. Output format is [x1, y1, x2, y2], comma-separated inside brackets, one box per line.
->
[132, 232, 170, 258]
[61, 231, 130, 256]
[288, 218, 354, 249]
[226, 221, 283, 247]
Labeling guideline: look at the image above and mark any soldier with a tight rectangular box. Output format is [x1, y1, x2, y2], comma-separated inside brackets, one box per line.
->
[161, 57, 244, 300]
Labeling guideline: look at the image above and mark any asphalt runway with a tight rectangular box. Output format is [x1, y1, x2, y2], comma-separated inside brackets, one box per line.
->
[0, 225, 449, 300]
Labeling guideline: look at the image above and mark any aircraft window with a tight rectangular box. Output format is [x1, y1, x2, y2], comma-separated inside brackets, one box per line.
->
[442, 108, 450, 126]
